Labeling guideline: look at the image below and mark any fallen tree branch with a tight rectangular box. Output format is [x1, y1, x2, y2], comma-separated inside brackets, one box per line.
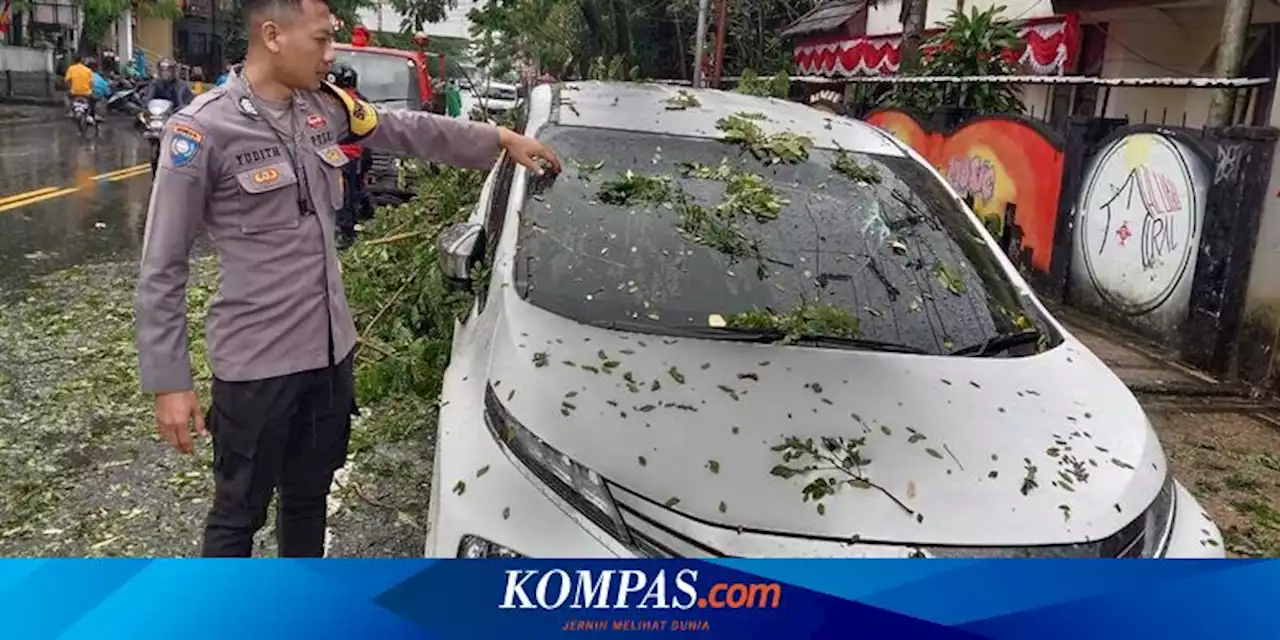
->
[363, 229, 431, 247]
[355, 337, 402, 362]
[359, 275, 416, 343]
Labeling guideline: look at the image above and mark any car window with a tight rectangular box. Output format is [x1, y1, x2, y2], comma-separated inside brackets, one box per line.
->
[514, 124, 1047, 356]
[333, 50, 412, 104]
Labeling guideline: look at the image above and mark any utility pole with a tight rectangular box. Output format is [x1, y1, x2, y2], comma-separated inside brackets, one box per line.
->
[1207, 0, 1255, 127]
[692, 0, 712, 88]
[711, 0, 728, 88]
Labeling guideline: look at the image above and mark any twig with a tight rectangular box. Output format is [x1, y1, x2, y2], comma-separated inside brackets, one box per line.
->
[355, 337, 401, 362]
[359, 276, 415, 343]
[811, 464, 916, 516]
[363, 229, 431, 247]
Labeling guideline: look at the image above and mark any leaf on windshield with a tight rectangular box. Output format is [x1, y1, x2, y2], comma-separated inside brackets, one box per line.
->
[934, 262, 968, 295]
[532, 352, 549, 367]
[679, 158, 734, 180]
[715, 114, 812, 164]
[597, 170, 674, 205]
[717, 172, 788, 220]
[728, 303, 861, 344]
[571, 159, 604, 180]
[832, 149, 882, 184]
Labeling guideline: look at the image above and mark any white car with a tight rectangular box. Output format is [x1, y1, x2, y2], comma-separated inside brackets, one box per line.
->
[425, 81, 1224, 559]
[461, 81, 522, 121]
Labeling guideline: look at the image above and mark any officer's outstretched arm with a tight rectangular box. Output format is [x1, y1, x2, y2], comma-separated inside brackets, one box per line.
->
[318, 83, 501, 170]
[136, 117, 210, 394]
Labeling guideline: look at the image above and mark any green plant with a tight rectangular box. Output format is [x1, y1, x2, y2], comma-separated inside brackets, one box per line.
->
[716, 114, 812, 165]
[885, 5, 1026, 116]
[727, 303, 861, 343]
[734, 68, 790, 98]
[832, 150, 882, 184]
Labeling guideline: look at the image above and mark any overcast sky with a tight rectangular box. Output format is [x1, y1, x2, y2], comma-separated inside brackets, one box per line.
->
[357, 0, 481, 40]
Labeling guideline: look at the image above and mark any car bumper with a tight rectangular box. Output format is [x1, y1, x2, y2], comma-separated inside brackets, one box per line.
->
[426, 410, 1225, 559]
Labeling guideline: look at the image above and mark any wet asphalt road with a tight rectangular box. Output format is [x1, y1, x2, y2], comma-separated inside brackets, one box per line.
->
[0, 118, 157, 296]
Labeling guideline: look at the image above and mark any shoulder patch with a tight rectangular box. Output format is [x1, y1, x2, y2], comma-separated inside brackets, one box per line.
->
[318, 81, 378, 142]
[176, 87, 227, 117]
[167, 123, 204, 168]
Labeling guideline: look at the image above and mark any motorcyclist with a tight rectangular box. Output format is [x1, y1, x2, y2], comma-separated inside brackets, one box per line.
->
[142, 58, 194, 109]
[64, 56, 97, 121]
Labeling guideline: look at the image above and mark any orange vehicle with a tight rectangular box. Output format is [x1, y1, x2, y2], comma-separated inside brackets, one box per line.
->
[333, 31, 447, 203]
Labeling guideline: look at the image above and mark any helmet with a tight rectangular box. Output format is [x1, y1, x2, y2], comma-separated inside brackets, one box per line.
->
[326, 62, 358, 89]
[82, 56, 97, 69]
[158, 58, 176, 81]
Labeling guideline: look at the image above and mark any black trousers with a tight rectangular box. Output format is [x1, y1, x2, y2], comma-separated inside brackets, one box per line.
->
[201, 354, 356, 557]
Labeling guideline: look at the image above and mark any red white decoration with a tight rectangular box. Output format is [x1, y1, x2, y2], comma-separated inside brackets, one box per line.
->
[793, 14, 1079, 78]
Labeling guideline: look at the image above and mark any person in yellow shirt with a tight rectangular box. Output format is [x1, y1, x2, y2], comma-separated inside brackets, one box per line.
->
[64, 56, 98, 121]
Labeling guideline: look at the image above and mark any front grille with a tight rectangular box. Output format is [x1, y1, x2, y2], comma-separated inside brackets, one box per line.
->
[369, 151, 397, 178]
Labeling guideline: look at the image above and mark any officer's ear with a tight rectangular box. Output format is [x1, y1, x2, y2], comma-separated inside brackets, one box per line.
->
[261, 21, 284, 54]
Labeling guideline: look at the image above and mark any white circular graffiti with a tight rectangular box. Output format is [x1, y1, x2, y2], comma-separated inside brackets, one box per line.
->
[1076, 133, 1207, 316]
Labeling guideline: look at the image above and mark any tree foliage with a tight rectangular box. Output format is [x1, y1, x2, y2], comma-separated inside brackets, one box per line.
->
[77, 0, 181, 53]
[885, 5, 1026, 116]
[443, 0, 817, 81]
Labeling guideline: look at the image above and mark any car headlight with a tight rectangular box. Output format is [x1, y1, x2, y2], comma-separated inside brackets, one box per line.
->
[925, 472, 1176, 558]
[483, 385, 633, 547]
[458, 534, 524, 558]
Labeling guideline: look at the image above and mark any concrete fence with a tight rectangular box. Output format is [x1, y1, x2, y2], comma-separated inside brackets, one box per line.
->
[0, 46, 62, 105]
[0, 45, 54, 73]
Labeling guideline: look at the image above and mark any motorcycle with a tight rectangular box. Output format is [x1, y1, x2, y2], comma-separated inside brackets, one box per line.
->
[70, 96, 98, 137]
[139, 98, 174, 176]
[106, 78, 144, 117]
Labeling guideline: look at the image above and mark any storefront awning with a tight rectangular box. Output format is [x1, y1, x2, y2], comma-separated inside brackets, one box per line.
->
[793, 14, 1080, 77]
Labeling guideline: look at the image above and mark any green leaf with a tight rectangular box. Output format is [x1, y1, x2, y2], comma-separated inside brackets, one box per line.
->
[769, 465, 798, 479]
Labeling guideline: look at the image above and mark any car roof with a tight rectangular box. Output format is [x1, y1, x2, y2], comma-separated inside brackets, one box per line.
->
[534, 81, 906, 157]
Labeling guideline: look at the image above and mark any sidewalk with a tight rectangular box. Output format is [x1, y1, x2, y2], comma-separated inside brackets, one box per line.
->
[1055, 305, 1280, 558]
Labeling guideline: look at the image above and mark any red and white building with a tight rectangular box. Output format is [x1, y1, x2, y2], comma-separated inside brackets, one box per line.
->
[786, 0, 1081, 79]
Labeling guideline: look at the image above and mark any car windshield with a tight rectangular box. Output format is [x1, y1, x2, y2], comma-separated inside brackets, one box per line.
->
[486, 85, 518, 101]
[333, 50, 413, 103]
[514, 124, 1046, 356]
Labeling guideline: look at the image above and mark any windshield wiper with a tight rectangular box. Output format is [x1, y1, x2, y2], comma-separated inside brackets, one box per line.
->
[951, 329, 1042, 357]
[586, 320, 928, 354]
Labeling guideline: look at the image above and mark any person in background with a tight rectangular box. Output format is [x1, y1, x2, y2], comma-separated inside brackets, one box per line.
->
[328, 61, 371, 249]
[445, 78, 462, 118]
[142, 58, 194, 108]
[91, 65, 112, 117]
[64, 56, 96, 120]
[215, 63, 234, 87]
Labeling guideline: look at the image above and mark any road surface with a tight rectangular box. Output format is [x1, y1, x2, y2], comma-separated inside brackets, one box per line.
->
[0, 119, 155, 294]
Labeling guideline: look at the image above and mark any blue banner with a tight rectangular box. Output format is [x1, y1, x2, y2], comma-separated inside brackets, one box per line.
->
[0, 559, 1276, 639]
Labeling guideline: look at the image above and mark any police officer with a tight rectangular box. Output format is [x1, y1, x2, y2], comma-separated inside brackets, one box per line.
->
[135, 0, 560, 557]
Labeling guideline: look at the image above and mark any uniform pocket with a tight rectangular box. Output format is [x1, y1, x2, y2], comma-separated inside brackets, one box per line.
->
[235, 161, 302, 234]
[315, 145, 350, 211]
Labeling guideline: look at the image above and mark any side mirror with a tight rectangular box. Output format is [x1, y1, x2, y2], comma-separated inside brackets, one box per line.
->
[439, 221, 484, 289]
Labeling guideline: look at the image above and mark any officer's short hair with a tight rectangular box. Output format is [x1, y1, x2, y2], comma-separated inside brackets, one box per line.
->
[242, 0, 330, 26]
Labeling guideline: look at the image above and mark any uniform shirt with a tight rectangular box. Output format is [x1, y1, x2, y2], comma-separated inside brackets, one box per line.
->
[135, 73, 502, 393]
[65, 63, 93, 97]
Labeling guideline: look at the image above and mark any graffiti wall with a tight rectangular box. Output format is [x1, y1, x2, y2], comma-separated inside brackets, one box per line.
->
[1067, 131, 1210, 336]
[865, 110, 1066, 274]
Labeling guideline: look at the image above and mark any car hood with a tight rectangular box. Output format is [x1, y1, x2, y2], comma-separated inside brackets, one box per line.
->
[485, 293, 1168, 546]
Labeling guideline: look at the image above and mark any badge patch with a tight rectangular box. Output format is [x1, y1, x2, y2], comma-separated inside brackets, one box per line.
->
[307, 113, 327, 129]
[252, 167, 281, 185]
[321, 147, 344, 165]
[238, 97, 259, 118]
[168, 124, 204, 167]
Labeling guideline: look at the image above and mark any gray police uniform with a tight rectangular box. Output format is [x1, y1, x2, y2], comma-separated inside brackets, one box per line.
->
[135, 73, 501, 556]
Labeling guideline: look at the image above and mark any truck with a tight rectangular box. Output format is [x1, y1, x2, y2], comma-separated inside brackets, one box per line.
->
[333, 36, 447, 204]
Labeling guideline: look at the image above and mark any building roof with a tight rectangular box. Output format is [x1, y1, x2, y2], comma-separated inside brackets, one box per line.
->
[538, 81, 905, 157]
[781, 1, 865, 38]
